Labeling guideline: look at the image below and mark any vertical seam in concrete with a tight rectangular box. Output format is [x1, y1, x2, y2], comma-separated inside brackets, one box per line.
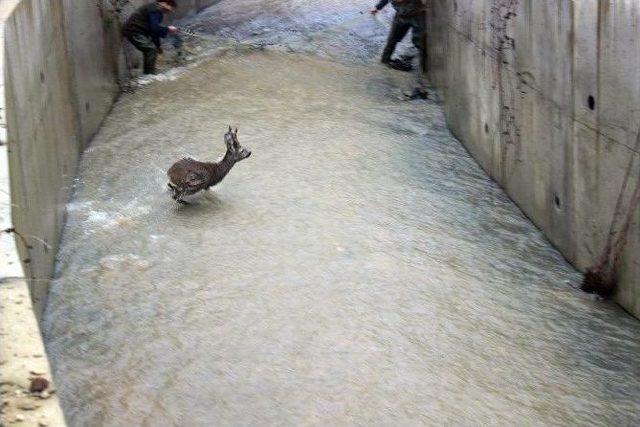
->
[59, 0, 83, 154]
[567, 0, 576, 261]
[595, 0, 602, 199]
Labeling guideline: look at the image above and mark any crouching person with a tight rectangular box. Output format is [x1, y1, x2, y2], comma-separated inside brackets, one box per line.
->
[371, 0, 426, 72]
[123, 0, 180, 75]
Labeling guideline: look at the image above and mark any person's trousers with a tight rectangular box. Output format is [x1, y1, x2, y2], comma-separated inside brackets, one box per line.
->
[125, 32, 159, 74]
[381, 13, 426, 69]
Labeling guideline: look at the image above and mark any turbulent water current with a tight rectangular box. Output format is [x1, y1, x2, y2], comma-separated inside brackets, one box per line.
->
[43, 1, 640, 425]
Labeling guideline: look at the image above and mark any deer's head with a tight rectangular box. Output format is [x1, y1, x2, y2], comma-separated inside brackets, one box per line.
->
[224, 127, 252, 162]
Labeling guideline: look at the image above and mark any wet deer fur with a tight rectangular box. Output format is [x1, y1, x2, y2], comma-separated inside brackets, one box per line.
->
[167, 127, 251, 203]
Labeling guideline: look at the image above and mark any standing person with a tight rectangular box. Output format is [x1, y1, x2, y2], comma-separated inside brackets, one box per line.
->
[371, 0, 426, 72]
[122, 0, 180, 75]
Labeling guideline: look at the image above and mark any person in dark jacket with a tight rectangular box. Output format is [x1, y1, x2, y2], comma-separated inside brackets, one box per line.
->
[123, 0, 180, 74]
[371, 0, 426, 71]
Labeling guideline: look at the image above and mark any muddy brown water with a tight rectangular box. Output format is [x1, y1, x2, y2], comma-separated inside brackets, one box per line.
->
[43, 1, 640, 426]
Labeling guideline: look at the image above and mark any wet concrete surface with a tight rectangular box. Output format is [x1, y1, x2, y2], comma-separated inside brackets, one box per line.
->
[43, 1, 640, 425]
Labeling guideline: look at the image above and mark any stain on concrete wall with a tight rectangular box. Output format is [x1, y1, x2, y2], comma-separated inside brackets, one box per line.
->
[426, 0, 640, 317]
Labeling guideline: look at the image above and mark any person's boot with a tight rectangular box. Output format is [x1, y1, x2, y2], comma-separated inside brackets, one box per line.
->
[386, 58, 413, 72]
[403, 88, 429, 100]
[380, 42, 395, 65]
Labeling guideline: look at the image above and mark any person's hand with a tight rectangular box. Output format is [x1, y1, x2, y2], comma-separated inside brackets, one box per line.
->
[370, 8, 379, 14]
[168, 26, 180, 34]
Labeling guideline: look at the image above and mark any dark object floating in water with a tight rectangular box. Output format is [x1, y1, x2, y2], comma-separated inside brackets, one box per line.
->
[167, 127, 251, 204]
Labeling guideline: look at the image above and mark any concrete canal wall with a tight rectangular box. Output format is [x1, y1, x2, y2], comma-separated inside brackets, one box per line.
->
[426, 0, 640, 317]
[0, 2, 216, 425]
[0, 0, 638, 423]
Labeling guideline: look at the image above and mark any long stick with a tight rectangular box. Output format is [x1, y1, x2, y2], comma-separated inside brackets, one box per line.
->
[598, 125, 640, 271]
[611, 165, 640, 269]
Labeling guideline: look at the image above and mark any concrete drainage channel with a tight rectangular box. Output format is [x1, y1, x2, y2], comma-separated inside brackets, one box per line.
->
[2, 0, 640, 425]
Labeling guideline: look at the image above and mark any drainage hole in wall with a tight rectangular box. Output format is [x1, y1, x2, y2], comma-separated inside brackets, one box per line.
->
[587, 95, 596, 111]
[85, 102, 91, 113]
[484, 123, 490, 134]
[554, 194, 562, 209]
[40, 72, 45, 83]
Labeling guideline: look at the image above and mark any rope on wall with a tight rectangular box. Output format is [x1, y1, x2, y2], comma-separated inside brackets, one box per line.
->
[2, 228, 33, 265]
[582, 127, 640, 297]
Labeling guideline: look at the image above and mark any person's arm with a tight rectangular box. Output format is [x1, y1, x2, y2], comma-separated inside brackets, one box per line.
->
[371, 0, 390, 14]
[148, 11, 169, 38]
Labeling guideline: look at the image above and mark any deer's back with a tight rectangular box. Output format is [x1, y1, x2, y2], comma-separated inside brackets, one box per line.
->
[167, 158, 211, 188]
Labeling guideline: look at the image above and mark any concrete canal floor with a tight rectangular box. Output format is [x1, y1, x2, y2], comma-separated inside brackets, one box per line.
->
[42, 1, 640, 425]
